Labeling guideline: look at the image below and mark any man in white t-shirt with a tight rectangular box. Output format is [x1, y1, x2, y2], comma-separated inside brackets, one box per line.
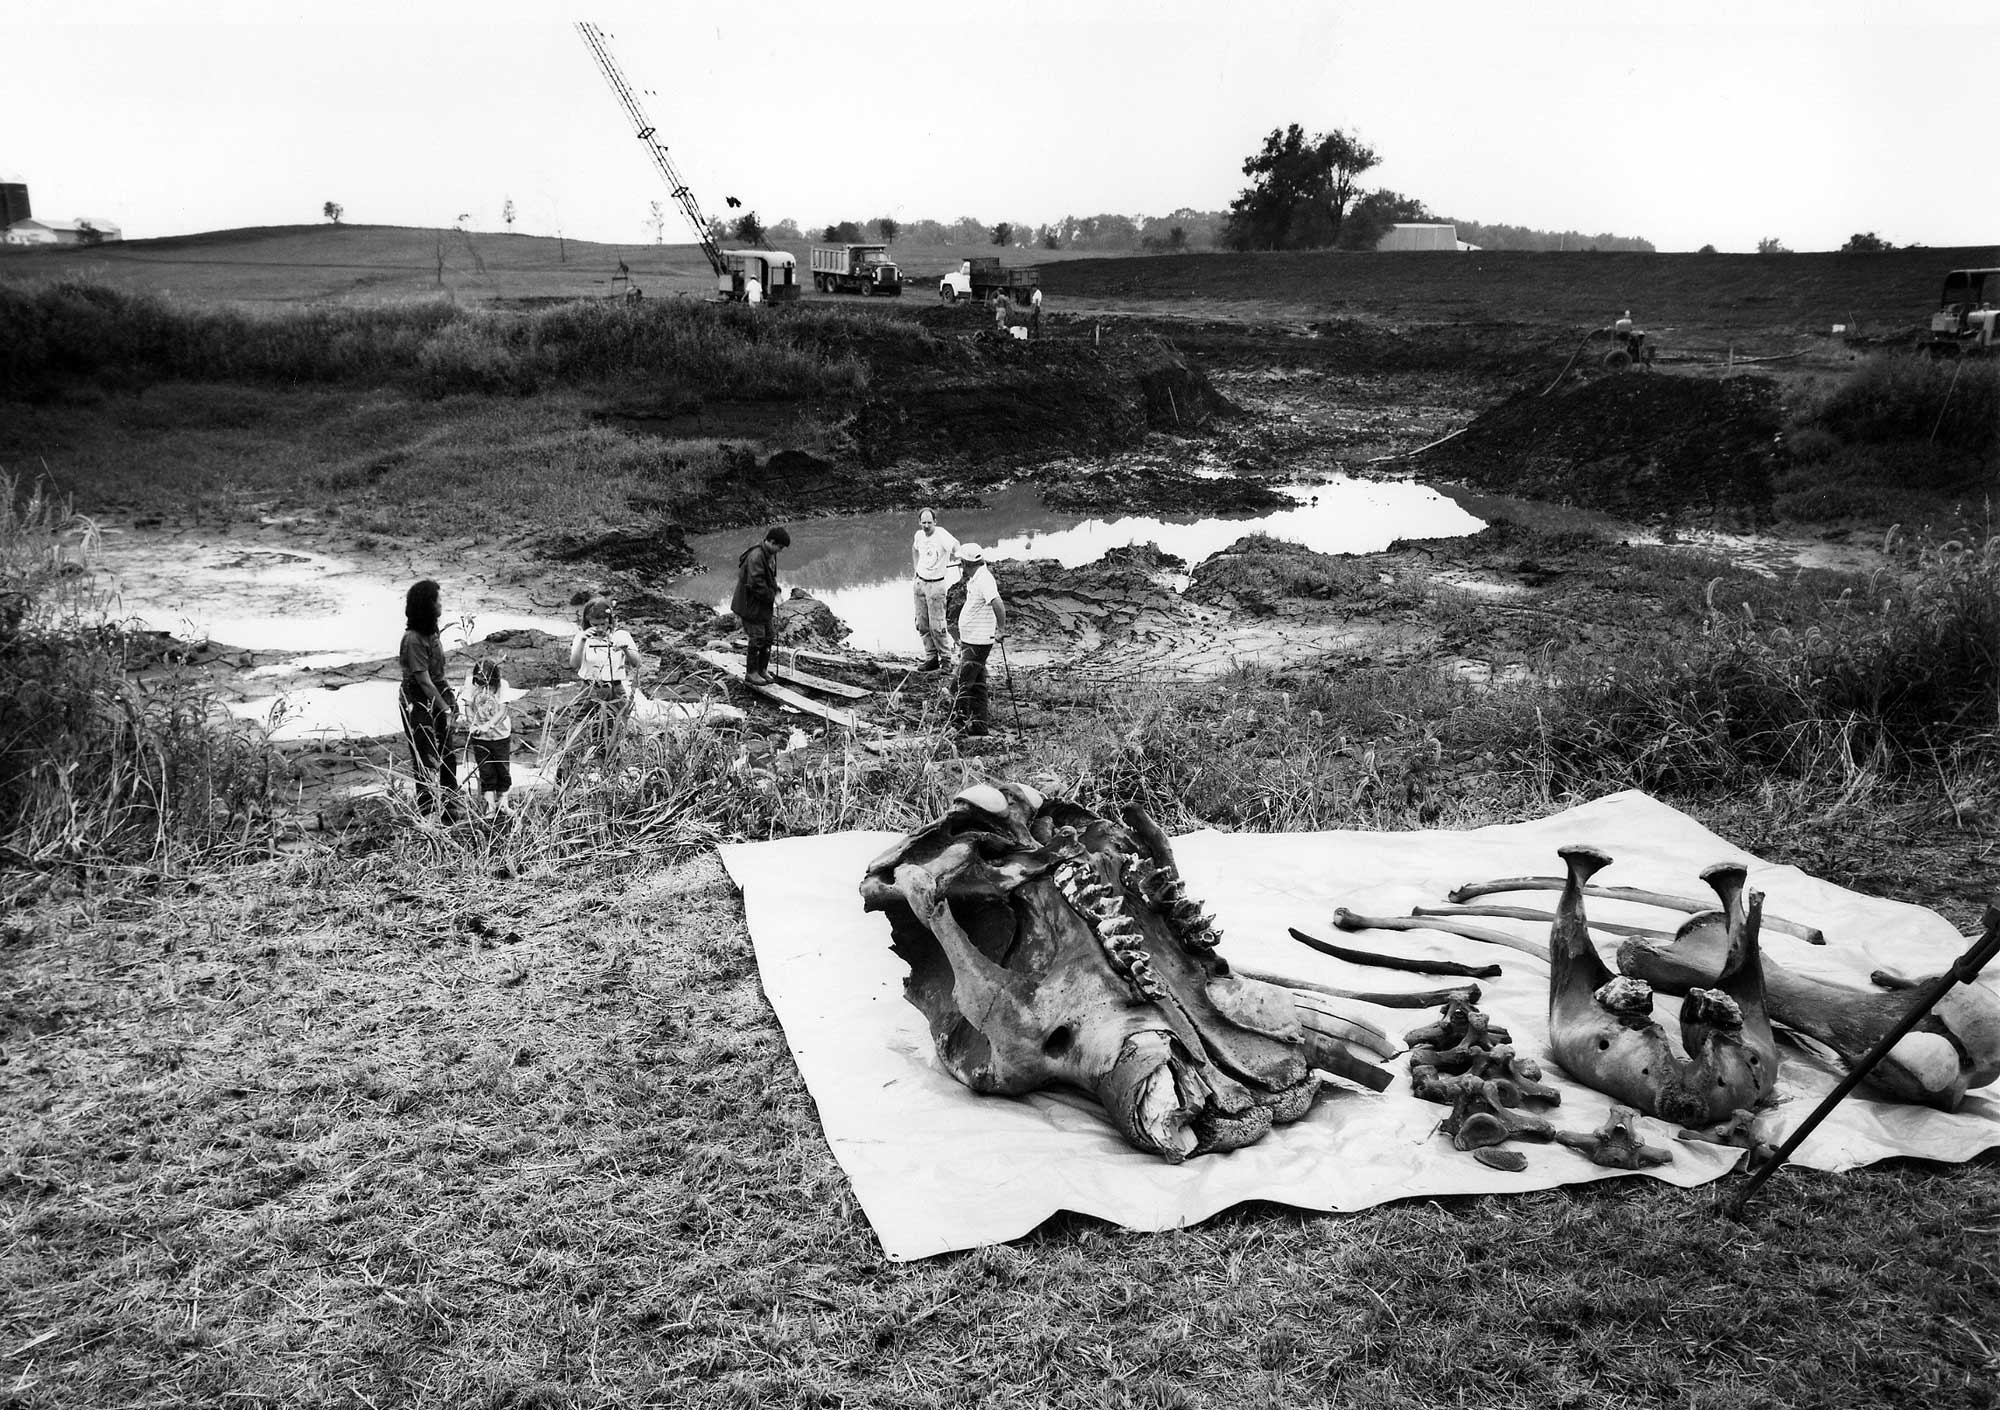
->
[951, 542, 1006, 737]
[910, 508, 960, 671]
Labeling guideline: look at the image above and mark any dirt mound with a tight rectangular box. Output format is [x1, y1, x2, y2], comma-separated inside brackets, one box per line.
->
[1185, 535, 1381, 615]
[848, 332, 1232, 471]
[1422, 372, 1781, 525]
[774, 592, 850, 648]
[547, 524, 699, 578]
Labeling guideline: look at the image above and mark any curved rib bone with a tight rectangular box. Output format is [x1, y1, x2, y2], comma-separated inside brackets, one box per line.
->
[1290, 925, 1501, 978]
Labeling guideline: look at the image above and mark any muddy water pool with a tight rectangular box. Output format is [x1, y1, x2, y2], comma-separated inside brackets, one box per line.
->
[679, 476, 1485, 655]
[89, 532, 576, 742]
[82, 479, 1483, 739]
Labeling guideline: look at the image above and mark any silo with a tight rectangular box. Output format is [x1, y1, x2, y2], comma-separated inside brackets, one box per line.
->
[0, 177, 31, 229]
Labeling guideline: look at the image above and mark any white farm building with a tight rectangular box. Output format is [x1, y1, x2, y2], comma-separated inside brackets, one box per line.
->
[1376, 223, 1479, 252]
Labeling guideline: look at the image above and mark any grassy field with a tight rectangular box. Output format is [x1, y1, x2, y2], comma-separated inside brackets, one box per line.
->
[14, 226, 1991, 344]
[1039, 244, 2000, 339]
[4, 227, 1999, 1408]
[0, 225, 1109, 309]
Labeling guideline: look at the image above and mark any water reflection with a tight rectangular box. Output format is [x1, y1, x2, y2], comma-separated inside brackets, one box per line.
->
[680, 477, 1483, 654]
[93, 538, 574, 662]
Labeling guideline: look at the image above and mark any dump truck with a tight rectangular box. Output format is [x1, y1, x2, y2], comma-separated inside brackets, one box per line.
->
[810, 244, 901, 296]
[1925, 268, 1999, 354]
[939, 256, 1041, 305]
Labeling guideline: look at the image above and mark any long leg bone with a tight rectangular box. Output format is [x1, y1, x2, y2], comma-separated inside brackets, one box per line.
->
[1331, 908, 1549, 963]
[1413, 902, 1661, 938]
[1447, 876, 1825, 945]
[1234, 964, 1481, 1011]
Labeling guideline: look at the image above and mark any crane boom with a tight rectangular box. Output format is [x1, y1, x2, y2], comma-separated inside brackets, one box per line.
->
[575, 21, 726, 277]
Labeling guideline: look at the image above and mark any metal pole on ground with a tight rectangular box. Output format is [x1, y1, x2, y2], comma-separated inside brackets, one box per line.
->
[998, 638, 1026, 738]
[1720, 902, 2000, 1220]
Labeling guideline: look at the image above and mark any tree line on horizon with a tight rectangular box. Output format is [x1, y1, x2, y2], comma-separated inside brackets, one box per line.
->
[707, 123, 1652, 256]
[705, 203, 1652, 257]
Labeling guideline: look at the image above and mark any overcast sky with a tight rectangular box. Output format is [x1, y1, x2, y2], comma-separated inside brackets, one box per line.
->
[7, 0, 1993, 253]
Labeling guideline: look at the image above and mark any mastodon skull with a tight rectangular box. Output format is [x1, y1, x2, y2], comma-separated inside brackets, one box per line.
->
[859, 782, 1321, 1161]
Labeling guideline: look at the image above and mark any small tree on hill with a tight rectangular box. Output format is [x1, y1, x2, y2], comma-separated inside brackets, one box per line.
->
[503, 197, 517, 229]
[1842, 231, 1893, 253]
[874, 216, 899, 243]
[990, 221, 1013, 246]
[1698, 243, 1717, 255]
[823, 219, 864, 244]
[731, 210, 765, 245]
[323, 201, 343, 224]
[1756, 236, 1788, 255]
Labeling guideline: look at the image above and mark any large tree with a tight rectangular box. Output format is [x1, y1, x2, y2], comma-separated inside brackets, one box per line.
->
[1223, 124, 1378, 251]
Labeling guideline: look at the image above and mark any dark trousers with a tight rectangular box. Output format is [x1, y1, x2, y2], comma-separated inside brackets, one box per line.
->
[398, 692, 460, 816]
[954, 643, 992, 732]
[744, 616, 775, 677]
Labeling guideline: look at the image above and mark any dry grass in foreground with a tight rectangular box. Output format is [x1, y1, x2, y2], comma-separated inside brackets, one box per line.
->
[5, 800, 1998, 1410]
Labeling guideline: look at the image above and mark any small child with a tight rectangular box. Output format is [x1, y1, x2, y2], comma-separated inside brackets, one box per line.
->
[461, 659, 515, 817]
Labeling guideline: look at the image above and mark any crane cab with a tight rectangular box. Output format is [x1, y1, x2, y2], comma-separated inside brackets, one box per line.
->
[720, 251, 801, 304]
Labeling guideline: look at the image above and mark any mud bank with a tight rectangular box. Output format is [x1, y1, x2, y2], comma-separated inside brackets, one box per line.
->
[1417, 371, 1783, 526]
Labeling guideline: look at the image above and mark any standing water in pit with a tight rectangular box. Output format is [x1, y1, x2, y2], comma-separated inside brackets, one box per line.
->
[679, 478, 1485, 655]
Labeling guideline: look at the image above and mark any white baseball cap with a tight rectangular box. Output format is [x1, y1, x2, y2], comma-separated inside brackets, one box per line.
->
[957, 542, 985, 563]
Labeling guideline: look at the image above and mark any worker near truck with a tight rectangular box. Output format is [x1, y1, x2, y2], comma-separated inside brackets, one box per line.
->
[1029, 286, 1043, 339]
[911, 508, 960, 672]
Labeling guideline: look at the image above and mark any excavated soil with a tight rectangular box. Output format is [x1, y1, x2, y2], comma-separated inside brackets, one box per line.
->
[1417, 371, 1784, 527]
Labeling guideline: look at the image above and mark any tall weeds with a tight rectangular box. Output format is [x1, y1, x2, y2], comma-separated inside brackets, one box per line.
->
[1529, 529, 2000, 795]
[0, 280, 877, 401]
[0, 474, 284, 874]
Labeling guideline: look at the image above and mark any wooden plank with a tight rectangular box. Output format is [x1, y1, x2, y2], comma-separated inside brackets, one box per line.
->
[770, 661, 872, 700]
[714, 645, 877, 697]
[693, 651, 861, 730]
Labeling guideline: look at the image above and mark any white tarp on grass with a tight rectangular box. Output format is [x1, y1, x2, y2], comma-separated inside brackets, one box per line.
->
[718, 790, 2000, 1262]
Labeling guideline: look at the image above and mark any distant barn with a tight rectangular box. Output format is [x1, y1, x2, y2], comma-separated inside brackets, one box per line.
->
[2, 216, 123, 246]
[1376, 223, 1479, 253]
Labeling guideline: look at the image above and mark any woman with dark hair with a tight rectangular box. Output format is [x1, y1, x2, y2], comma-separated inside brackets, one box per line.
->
[399, 579, 462, 820]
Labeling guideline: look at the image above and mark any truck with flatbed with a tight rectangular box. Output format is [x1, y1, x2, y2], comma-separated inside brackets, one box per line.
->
[810, 243, 902, 296]
[939, 256, 1041, 305]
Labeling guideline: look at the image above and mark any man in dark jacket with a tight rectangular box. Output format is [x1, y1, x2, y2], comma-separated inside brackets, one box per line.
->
[731, 526, 790, 685]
